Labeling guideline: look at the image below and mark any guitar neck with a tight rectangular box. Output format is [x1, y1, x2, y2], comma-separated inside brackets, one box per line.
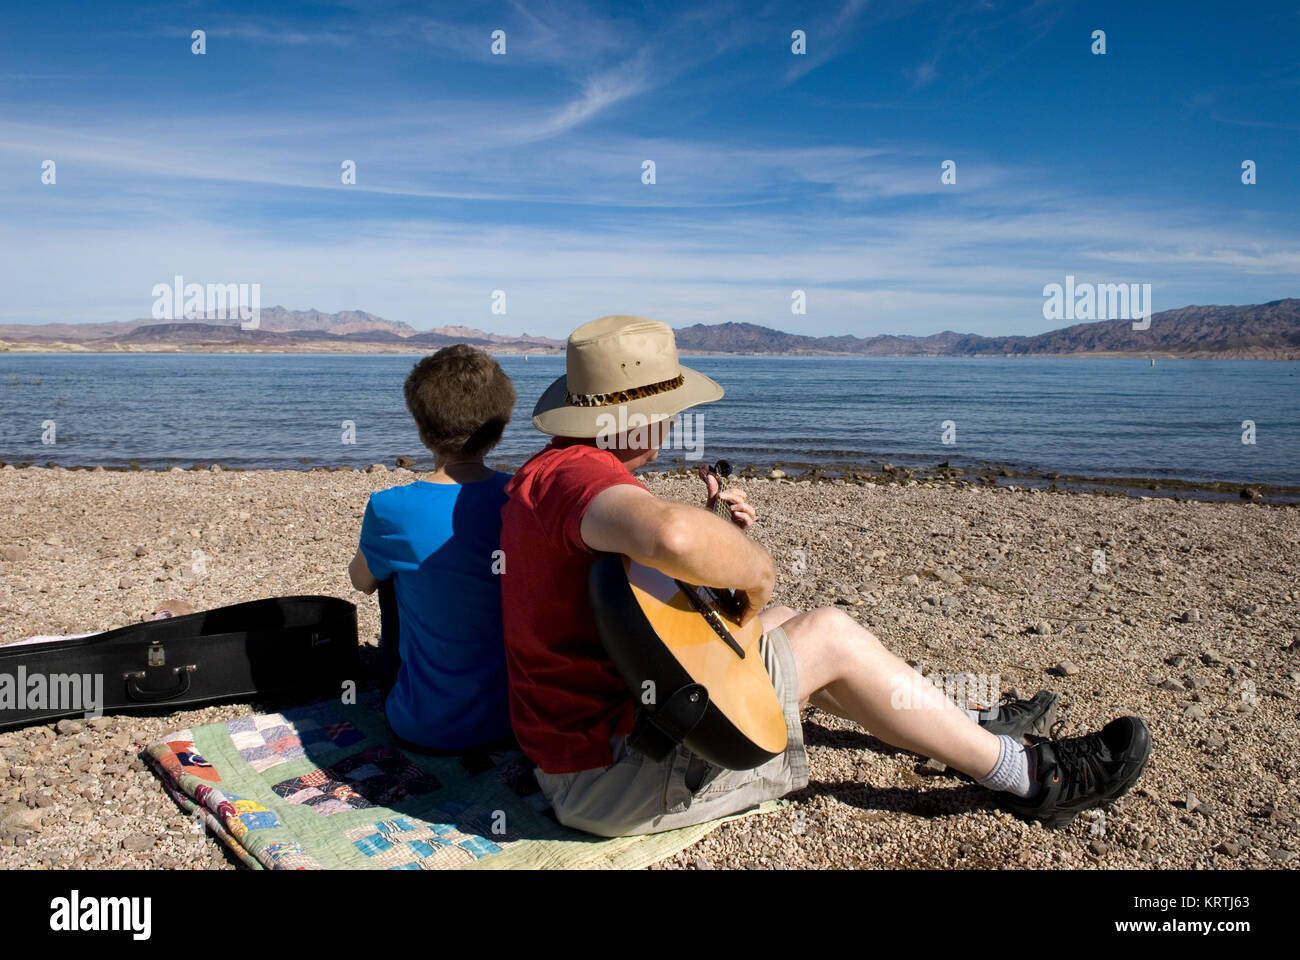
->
[712, 494, 732, 521]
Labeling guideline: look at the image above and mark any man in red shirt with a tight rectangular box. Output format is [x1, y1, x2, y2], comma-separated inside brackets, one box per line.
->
[501, 315, 1151, 837]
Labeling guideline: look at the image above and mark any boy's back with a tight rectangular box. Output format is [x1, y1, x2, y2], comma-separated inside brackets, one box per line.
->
[348, 343, 518, 753]
[361, 474, 512, 750]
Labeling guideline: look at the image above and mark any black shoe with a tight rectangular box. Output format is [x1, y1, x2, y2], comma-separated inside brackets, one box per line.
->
[979, 691, 1059, 743]
[1001, 716, 1152, 829]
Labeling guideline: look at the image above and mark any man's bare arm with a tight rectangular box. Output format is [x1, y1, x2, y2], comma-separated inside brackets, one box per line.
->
[580, 484, 775, 622]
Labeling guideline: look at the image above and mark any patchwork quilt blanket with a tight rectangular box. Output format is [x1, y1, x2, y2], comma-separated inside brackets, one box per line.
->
[146, 693, 780, 869]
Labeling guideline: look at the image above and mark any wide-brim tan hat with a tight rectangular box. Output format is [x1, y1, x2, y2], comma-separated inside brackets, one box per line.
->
[533, 315, 723, 437]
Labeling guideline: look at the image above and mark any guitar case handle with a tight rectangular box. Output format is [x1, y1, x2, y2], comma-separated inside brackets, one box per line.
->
[123, 665, 196, 703]
[627, 682, 710, 762]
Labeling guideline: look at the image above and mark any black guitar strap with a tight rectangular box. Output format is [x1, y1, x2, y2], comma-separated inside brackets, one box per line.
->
[626, 682, 710, 762]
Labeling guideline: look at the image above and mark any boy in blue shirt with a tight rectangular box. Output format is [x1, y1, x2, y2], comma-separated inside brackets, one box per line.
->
[348, 345, 517, 752]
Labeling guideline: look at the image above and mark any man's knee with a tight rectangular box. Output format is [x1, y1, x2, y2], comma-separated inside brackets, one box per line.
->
[813, 605, 879, 640]
[788, 606, 884, 657]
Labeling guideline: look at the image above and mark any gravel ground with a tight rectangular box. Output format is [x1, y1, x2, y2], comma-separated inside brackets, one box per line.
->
[1, 463, 1297, 869]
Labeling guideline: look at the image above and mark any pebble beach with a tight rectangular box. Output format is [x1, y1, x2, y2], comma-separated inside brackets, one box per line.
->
[1, 463, 1297, 870]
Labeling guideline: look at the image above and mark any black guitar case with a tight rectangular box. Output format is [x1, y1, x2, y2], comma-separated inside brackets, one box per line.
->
[0, 595, 359, 731]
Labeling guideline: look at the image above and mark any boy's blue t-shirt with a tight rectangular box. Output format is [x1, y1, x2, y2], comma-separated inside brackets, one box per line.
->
[359, 473, 512, 750]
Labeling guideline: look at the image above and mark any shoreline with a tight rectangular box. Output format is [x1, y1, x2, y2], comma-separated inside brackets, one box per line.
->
[2, 459, 1296, 506]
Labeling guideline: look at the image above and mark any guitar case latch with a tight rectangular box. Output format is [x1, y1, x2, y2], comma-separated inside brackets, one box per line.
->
[627, 682, 710, 762]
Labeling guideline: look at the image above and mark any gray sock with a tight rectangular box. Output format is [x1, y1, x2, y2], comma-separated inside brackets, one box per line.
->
[976, 734, 1038, 798]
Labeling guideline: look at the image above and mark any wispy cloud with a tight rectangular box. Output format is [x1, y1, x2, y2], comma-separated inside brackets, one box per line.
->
[782, 0, 874, 84]
[201, 23, 355, 47]
[3, 186, 1293, 335]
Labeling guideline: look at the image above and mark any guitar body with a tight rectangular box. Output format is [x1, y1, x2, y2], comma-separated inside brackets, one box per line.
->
[589, 553, 788, 770]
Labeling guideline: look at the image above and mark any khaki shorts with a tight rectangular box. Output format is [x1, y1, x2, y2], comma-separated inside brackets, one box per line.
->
[533, 626, 809, 837]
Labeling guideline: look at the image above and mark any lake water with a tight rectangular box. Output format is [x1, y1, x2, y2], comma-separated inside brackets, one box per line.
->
[0, 353, 1296, 488]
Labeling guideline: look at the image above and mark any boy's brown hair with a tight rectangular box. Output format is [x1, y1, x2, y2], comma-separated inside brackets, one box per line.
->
[404, 345, 516, 459]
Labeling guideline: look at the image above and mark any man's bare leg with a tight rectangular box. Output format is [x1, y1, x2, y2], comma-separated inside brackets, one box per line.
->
[760, 605, 863, 722]
[779, 606, 1001, 778]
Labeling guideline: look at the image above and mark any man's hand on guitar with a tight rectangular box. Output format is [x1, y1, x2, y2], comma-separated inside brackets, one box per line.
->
[734, 566, 775, 626]
[701, 466, 756, 530]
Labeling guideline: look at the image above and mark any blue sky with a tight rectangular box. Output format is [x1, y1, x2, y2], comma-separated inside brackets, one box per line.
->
[1, 0, 1296, 338]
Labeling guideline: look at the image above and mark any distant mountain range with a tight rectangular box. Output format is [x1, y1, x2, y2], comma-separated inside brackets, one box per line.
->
[0, 307, 566, 354]
[674, 299, 1300, 359]
[1, 299, 1297, 359]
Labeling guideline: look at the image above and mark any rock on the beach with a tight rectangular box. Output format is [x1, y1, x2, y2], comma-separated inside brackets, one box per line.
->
[367, 463, 387, 474]
[918, 758, 947, 776]
[1032, 620, 1054, 636]
[1, 545, 28, 562]
[1179, 608, 1201, 623]
[1088, 840, 1110, 857]
[0, 806, 42, 833]
[1215, 841, 1242, 857]
[1157, 678, 1185, 691]
[153, 599, 195, 618]
[1050, 660, 1080, 677]
[768, 469, 786, 479]
[55, 719, 83, 736]
[1183, 704, 1207, 720]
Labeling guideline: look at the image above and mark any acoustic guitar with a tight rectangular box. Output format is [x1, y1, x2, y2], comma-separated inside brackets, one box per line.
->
[588, 462, 788, 770]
